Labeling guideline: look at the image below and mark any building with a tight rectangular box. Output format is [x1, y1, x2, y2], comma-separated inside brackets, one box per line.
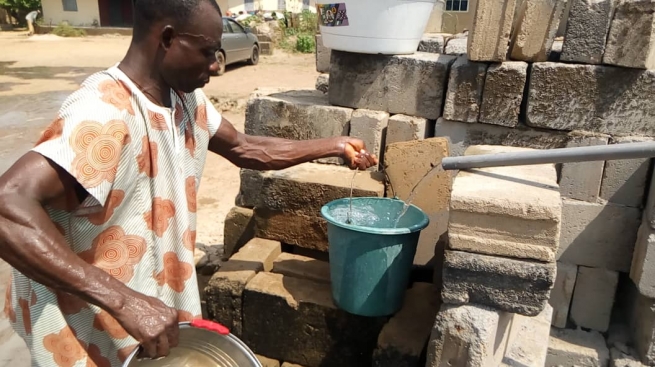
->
[441, 0, 475, 34]
[39, 0, 314, 28]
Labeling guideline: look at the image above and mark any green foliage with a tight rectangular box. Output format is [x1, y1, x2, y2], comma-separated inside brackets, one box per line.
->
[52, 23, 86, 37]
[297, 10, 317, 34]
[295, 34, 315, 53]
[0, 0, 40, 12]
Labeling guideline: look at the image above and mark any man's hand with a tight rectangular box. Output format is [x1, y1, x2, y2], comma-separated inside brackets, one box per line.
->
[338, 137, 379, 170]
[112, 292, 180, 359]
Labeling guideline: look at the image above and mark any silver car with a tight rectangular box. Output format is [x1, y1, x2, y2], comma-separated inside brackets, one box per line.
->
[214, 17, 260, 76]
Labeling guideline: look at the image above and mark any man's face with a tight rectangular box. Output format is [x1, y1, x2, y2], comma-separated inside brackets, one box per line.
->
[160, 2, 223, 93]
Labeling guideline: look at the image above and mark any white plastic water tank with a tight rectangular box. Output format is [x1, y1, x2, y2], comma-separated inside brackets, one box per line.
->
[316, 0, 438, 55]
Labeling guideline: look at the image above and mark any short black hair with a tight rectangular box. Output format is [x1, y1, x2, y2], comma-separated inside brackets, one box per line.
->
[133, 0, 222, 40]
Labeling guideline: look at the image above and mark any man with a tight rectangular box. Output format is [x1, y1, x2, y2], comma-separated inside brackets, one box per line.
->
[25, 9, 40, 36]
[0, 0, 377, 366]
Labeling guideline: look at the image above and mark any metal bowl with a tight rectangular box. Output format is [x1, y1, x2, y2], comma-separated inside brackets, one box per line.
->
[123, 320, 262, 367]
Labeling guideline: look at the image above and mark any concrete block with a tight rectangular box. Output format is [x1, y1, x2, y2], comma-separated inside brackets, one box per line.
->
[385, 114, 431, 146]
[242, 272, 387, 367]
[254, 208, 328, 252]
[646, 170, 655, 230]
[631, 223, 655, 298]
[349, 109, 389, 170]
[434, 118, 597, 157]
[603, 0, 655, 69]
[622, 281, 655, 366]
[237, 169, 264, 208]
[418, 33, 446, 53]
[328, 50, 456, 120]
[426, 303, 514, 367]
[442, 250, 556, 316]
[467, 0, 516, 61]
[560, 0, 616, 64]
[260, 41, 273, 55]
[445, 37, 468, 55]
[223, 206, 255, 261]
[245, 89, 351, 140]
[559, 136, 609, 202]
[315, 74, 328, 94]
[611, 348, 647, 367]
[600, 137, 653, 207]
[558, 198, 642, 272]
[315, 34, 330, 73]
[510, 0, 568, 62]
[546, 327, 611, 367]
[204, 238, 280, 336]
[501, 305, 553, 367]
[443, 56, 488, 123]
[372, 283, 440, 367]
[549, 262, 577, 328]
[449, 145, 561, 262]
[271, 252, 331, 284]
[526, 62, 655, 136]
[479, 61, 528, 128]
[383, 138, 452, 266]
[570, 266, 619, 332]
[281, 363, 305, 367]
[257, 355, 281, 367]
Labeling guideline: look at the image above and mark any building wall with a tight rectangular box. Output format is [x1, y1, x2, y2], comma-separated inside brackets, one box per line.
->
[224, 0, 316, 13]
[41, 0, 100, 27]
[441, 6, 474, 34]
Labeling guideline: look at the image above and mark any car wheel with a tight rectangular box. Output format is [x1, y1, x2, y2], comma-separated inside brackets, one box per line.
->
[215, 51, 226, 76]
[247, 45, 259, 66]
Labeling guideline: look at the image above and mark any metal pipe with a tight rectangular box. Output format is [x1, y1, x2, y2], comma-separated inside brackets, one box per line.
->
[441, 141, 655, 171]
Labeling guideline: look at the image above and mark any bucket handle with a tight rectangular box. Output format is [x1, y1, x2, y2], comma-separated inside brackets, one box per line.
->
[190, 319, 230, 335]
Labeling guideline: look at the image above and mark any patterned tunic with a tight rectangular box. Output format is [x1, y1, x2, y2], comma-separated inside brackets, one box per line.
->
[4, 65, 222, 367]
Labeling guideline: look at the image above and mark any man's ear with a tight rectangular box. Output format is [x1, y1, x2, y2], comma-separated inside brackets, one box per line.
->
[160, 25, 175, 50]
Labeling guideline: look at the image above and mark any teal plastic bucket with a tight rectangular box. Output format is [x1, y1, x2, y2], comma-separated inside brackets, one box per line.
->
[320, 197, 430, 317]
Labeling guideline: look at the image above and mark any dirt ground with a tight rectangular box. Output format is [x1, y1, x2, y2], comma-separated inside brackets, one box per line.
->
[0, 30, 319, 366]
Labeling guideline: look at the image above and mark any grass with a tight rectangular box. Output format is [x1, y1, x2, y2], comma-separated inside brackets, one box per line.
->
[234, 10, 317, 54]
[51, 23, 86, 37]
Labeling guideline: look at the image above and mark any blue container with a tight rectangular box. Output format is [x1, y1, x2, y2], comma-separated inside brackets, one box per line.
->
[320, 197, 430, 317]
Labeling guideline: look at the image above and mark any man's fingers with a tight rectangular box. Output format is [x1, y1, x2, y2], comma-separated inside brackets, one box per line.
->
[166, 317, 180, 349]
[155, 333, 170, 359]
[141, 338, 158, 359]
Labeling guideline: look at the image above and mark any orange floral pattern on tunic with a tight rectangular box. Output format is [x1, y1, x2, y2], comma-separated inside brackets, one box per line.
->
[174, 102, 184, 126]
[144, 198, 176, 237]
[183, 228, 196, 252]
[148, 110, 168, 131]
[83, 190, 125, 225]
[195, 105, 208, 131]
[185, 120, 196, 157]
[185, 176, 197, 213]
[86, 344, 112, 367]
[18, 292, 36, 335]
[56, 290, 88, 315]
[69, 120, 130, 188]
[98, 80, 134, 115]
[93, 310, 128, 339]
[79, 226, 147, 283]
[4, 277, 15, 323]
[154, 252, 193, 293]
[136, 136, 159, 178]
[43, 326, 86, 367]
[35, 117, 65, 146]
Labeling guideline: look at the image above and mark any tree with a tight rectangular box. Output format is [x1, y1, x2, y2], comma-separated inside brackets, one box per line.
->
[0, 0, 41, 26]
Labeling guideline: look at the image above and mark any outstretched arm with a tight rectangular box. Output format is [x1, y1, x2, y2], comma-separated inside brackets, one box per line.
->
[208, 116, 378, 170]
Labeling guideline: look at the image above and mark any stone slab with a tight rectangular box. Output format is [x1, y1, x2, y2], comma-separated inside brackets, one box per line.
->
[349, 109, 389, 170]
[418, 33, 446, 53]
[510, 0, 568, 62]
[328, 50, 456, 120]
[631, 223, 655, 298]
[570, 266, 619, 332]
[443, 56, 488, 123]
[254, 208, 328, 252]
[479, 61, 528, 127]
[603, 0, 655, 69]
[257, 355, 281, 367]
[646, 170, 655, 230]
[611, 348, 647, 367]
[242, 272, 387, 367]
[372, 283, 440, 367]
[271, 252, 331, 284]
[546, 327, 610, 367]
[236, 168, 264, 208]
[229, 238, 282, 273]
[445, 37, 468, 55]
[427, 303, 514, 367]
[622, 281, 655, 366]
[449, 145, 561, 262]
[467, 0, 516, 61]
[281, 363, 305, 367]
[442, 250, 556, 316]
[558, 198, 642, 272]
[315, 74, 328, 94]
[245, 89, 351, 141]
[559, 136, 609, 202]
[223, 206, 256, 261]
[526, 62, 655, 136]
[383, 138, 452, 266]
[560, 0, 616, 64]
[385, 114, 431, 146]
[549, 262, 577, 328]
[501, 305, 553, 367]
[315, 34, 331, 73]
[600, 136, 653, 207]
